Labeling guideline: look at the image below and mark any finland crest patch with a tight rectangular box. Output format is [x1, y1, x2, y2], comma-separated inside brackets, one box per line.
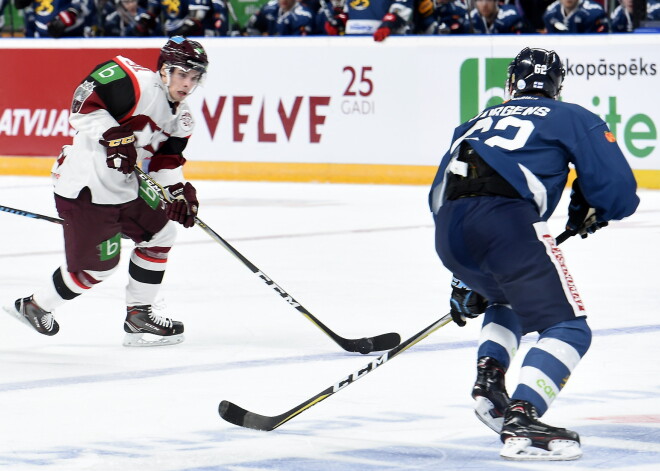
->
[71, 81, 95, 113]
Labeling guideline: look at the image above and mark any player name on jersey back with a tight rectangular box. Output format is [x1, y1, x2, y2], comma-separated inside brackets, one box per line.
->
[471, 104, 551, 121]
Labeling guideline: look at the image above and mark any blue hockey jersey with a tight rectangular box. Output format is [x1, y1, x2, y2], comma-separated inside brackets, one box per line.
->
[246, 0, 315, 35]
[22, 0, 95, 37]
[146, 0, 190, 35]
[102, 2, 152, 36]
[543, 0, 609, 33]
[610, 4, 633, 32]
[416, 0, 469, 34]
[344, 0, 413, 35]
[470, 3, 523, 34]
[429, 95, 639, 223]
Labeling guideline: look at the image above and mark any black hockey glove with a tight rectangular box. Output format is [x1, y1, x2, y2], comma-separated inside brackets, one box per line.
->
[165, 182, 199, 228]
[449, 276, 488, 327]
[47, 8, 78, 38]
[99, 126, 138, 175]
[566, 179, 608, 239]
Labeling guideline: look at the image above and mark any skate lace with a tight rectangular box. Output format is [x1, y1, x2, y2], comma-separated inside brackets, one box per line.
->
[148, 311, 173, 328]
[40, 313, 56, 331]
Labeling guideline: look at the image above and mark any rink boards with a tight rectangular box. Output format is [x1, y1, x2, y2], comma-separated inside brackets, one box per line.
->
[0, 35, 658, 187]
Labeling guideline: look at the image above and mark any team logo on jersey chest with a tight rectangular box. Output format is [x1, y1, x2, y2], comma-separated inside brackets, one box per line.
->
[179, 110, 193, 132]
[71, 81, 95, 113]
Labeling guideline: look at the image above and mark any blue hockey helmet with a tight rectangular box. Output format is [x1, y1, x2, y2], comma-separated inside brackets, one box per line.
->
[507, 47, 565, 99]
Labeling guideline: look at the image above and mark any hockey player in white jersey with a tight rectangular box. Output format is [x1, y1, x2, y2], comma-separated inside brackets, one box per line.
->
[3, 36, 208, 347]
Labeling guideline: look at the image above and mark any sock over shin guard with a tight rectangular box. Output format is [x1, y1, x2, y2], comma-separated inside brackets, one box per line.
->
[511, 317, 592, 416]
[126, 247, 170, 306]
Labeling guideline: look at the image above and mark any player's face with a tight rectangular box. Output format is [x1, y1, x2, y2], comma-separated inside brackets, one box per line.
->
[279, 0, 296, 10]
[119, 0, 138, 14]
[560, 0, 579, 10]
[475, 0, 497, 17]
[163, 66, 203, 102]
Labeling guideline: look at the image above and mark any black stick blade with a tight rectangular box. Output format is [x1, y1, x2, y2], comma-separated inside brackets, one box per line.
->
[219, 400, 281, 431]
[369, 332, 401, 352]
[343, 332, 401, 354]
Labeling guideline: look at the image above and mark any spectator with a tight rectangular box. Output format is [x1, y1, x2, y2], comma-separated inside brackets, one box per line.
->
[543, 0, 609, 33]
[246, 0, 315, 36]
[469, 0, 525, 33]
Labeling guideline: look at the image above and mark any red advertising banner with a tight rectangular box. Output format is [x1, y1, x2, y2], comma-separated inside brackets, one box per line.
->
[0, 48, 159, 156]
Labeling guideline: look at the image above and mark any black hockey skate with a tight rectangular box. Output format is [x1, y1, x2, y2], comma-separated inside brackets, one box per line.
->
[500, 400, 582, 461]
[3, 296, 59, 336]
[123, 305, 184, 347]
[472, 356, 510, 433]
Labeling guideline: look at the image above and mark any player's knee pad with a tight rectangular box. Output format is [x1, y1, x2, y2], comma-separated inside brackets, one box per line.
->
[53, 265, 118, 301]
[141, 220, 177, 249]
[539, 316, 592, 357]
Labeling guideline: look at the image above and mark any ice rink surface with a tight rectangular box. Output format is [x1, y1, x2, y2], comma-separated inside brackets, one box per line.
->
[0, 175, 658, 471]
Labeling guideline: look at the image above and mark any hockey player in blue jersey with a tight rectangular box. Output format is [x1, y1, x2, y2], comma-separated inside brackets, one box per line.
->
[102, 0, 154, 37]
[648, 1, 660, 20]
[0, 0, 7, 31]
[136, 0, 229, 36]
[416, 0, 470, 34]
[16, 0, 97, 37]
[543, 0, 609, 33]
[610, 0, 634, 32]
[470, 0, 525, 34]
[246, 0, 315, 36]
[429, 47, 638, 460]
[319, 0, 413, 40]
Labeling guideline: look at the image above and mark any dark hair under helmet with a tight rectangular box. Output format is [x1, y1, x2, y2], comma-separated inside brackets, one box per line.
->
[507, 47, 565, 99]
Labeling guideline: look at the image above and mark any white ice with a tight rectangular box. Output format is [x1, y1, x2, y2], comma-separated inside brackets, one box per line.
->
[0, 175, 658, 471]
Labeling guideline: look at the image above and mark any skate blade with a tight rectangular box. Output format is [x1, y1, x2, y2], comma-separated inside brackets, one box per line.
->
[123, 332, 185, 347]
[474, 396, 503, 433]
[500, 437, 582, 461]
[3, 303, 33, 330]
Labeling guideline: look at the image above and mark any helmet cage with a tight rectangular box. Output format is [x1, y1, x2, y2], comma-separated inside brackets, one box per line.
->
[507, 47, 565, 99]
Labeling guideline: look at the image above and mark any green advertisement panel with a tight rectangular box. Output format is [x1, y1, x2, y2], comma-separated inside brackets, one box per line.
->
[229, 0, 270, 28]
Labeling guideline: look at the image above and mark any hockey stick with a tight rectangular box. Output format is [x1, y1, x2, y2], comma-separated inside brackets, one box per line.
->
[218, 231, 573, 431]
[219, 312, 454, 431]
[0, 204, 64, 225]
[554, 229, 574, 245]
[133, 166, 401, 354]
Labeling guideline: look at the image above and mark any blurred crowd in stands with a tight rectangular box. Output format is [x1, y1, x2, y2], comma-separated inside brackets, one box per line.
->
[0, 0, 658, 39]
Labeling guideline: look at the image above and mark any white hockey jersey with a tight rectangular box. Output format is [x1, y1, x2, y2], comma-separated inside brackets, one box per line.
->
[52, 55, 194, 205]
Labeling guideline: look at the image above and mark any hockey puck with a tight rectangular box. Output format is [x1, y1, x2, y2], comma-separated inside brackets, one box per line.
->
[356, 337, 374, 354]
